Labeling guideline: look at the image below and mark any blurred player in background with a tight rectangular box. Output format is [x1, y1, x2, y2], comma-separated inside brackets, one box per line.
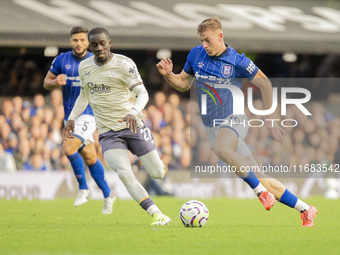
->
[65, 27, 171, 226]
[44, 26, 116, 214]
[157, 17, 318, 227]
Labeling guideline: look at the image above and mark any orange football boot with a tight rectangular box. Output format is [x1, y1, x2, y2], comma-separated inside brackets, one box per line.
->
[301, 205, 318, 227]
[258, 191, 275, 210]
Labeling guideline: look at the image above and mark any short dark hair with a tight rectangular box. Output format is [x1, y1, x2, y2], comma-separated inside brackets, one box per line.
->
[88, 27, 110, 39]
[70, 26, 88, 36]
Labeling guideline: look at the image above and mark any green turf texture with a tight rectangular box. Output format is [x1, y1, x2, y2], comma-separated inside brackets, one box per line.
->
[1, 197, 339, 255]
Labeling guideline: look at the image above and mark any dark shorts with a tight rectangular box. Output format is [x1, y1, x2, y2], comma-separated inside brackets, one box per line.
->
[99, 126, 156, 157]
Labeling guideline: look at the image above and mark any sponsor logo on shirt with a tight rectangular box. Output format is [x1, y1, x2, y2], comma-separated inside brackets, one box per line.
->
[222, 64, 233, 77]
[195, 72, 231, 85]
[246, 61, 256, 74]
[65, 76, 80, 86]
[198, 62, 204, 68]
[87, 82, 111, 94]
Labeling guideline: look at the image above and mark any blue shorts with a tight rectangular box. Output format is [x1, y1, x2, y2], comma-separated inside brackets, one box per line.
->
[99, 126, 156, 157]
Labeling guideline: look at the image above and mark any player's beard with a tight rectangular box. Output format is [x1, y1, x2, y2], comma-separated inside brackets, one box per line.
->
[73, 48, 87, 58]
[96, 52, 111, 63]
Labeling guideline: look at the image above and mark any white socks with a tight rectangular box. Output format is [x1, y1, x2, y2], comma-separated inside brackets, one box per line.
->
[294, 199, 310, 212]
[254, 183, 267, 196]
[147, 205, 162, 216]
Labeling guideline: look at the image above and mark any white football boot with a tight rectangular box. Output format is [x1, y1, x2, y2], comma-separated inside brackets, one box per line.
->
[74, 189, 91, 207]
[102, 191, 117, 215]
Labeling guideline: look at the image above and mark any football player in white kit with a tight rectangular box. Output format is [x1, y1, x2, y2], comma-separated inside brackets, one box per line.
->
[66, 27, 171, 226]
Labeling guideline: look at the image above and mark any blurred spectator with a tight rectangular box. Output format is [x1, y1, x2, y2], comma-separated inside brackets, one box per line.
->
[30, 94, 45, 116]
[1, 99, 13, 122]
[6, 132, 18, 154]
[12, 96, 23, 114]
[23, 152, 48, 171]
[10, 113, 24, 133]
[13, 138, 31, 170]
[1, 122, 11, 148]
[153, 91, 166, 112]
[49, 88, 63, 108]
[0, 139, 17, 172]
[21, 101, 32, 122]
[50, 148, 62, 170]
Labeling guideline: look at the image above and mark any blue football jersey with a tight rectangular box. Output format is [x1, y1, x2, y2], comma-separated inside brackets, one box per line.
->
[183, 45, 258, 127]
[49, 51, 94, 120]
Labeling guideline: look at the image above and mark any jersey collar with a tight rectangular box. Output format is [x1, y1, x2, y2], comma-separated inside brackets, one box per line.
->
[72, 51, 89, 61]
[212, 45, 230, 59]
[94, 52, 114, 66]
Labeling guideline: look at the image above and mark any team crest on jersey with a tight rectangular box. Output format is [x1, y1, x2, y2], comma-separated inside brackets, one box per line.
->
[222, 64, 233, 77]
[198, 62, 204, 68]
[65, 64, 71, 69]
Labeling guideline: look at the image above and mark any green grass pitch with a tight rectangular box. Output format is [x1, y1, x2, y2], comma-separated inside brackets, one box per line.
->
[1, 196, 339, 255]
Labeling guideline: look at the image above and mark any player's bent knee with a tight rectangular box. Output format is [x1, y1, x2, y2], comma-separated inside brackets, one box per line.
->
[214, 147, 234, 165]
[117, 171, 135, 185]
[139, 150, 165, 179]
[82, 154, 97, 166]
[148, 162, 164, 179]
[63, 143, 77, 156]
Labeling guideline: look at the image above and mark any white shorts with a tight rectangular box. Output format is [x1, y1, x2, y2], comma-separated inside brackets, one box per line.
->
[204, 115, 251, 158]
[64, 114, 96, 145]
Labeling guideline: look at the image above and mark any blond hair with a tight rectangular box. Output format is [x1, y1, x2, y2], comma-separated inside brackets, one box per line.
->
[197, 17, 222, 34]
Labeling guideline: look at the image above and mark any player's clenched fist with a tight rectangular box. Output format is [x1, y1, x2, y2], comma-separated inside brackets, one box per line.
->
[56, 74, 67, 86]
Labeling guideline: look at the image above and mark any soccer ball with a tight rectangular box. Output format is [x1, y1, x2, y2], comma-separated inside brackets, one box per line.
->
[179, 200, 209, 227]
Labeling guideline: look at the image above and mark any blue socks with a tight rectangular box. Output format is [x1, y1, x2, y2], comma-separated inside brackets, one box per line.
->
[89, 160, 111, 198]
[279, 189, 298, 208]
[68, 153, 111, 198]
[241, 170, 260, 189]
[67, 152, 88, 190]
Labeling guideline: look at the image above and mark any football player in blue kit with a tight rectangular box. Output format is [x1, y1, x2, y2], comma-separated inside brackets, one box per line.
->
[157, 17, 317, 227]
[44, 26, 116, 214]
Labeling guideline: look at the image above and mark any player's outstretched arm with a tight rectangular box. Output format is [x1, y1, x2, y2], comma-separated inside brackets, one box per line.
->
[156, 57, 194, 92]
[250, 69, 285, 141]
[43, 71, 66, 90]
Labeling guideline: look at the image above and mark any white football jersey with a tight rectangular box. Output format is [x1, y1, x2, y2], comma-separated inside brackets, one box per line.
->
[78, 53, 145, 133]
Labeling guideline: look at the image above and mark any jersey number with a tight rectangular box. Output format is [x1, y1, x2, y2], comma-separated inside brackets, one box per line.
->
[140, 127, 154, 144]
[82, 121, 89, 131]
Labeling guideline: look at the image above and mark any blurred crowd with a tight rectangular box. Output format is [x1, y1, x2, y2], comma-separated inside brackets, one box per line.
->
[245, 102, 340, 168]
[1, 51, 340, 174]
[188, 102, 340, 178]
[0, 89, 195, 172]
[1, 88, 340, 174]
[0, 90, 68, 171]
